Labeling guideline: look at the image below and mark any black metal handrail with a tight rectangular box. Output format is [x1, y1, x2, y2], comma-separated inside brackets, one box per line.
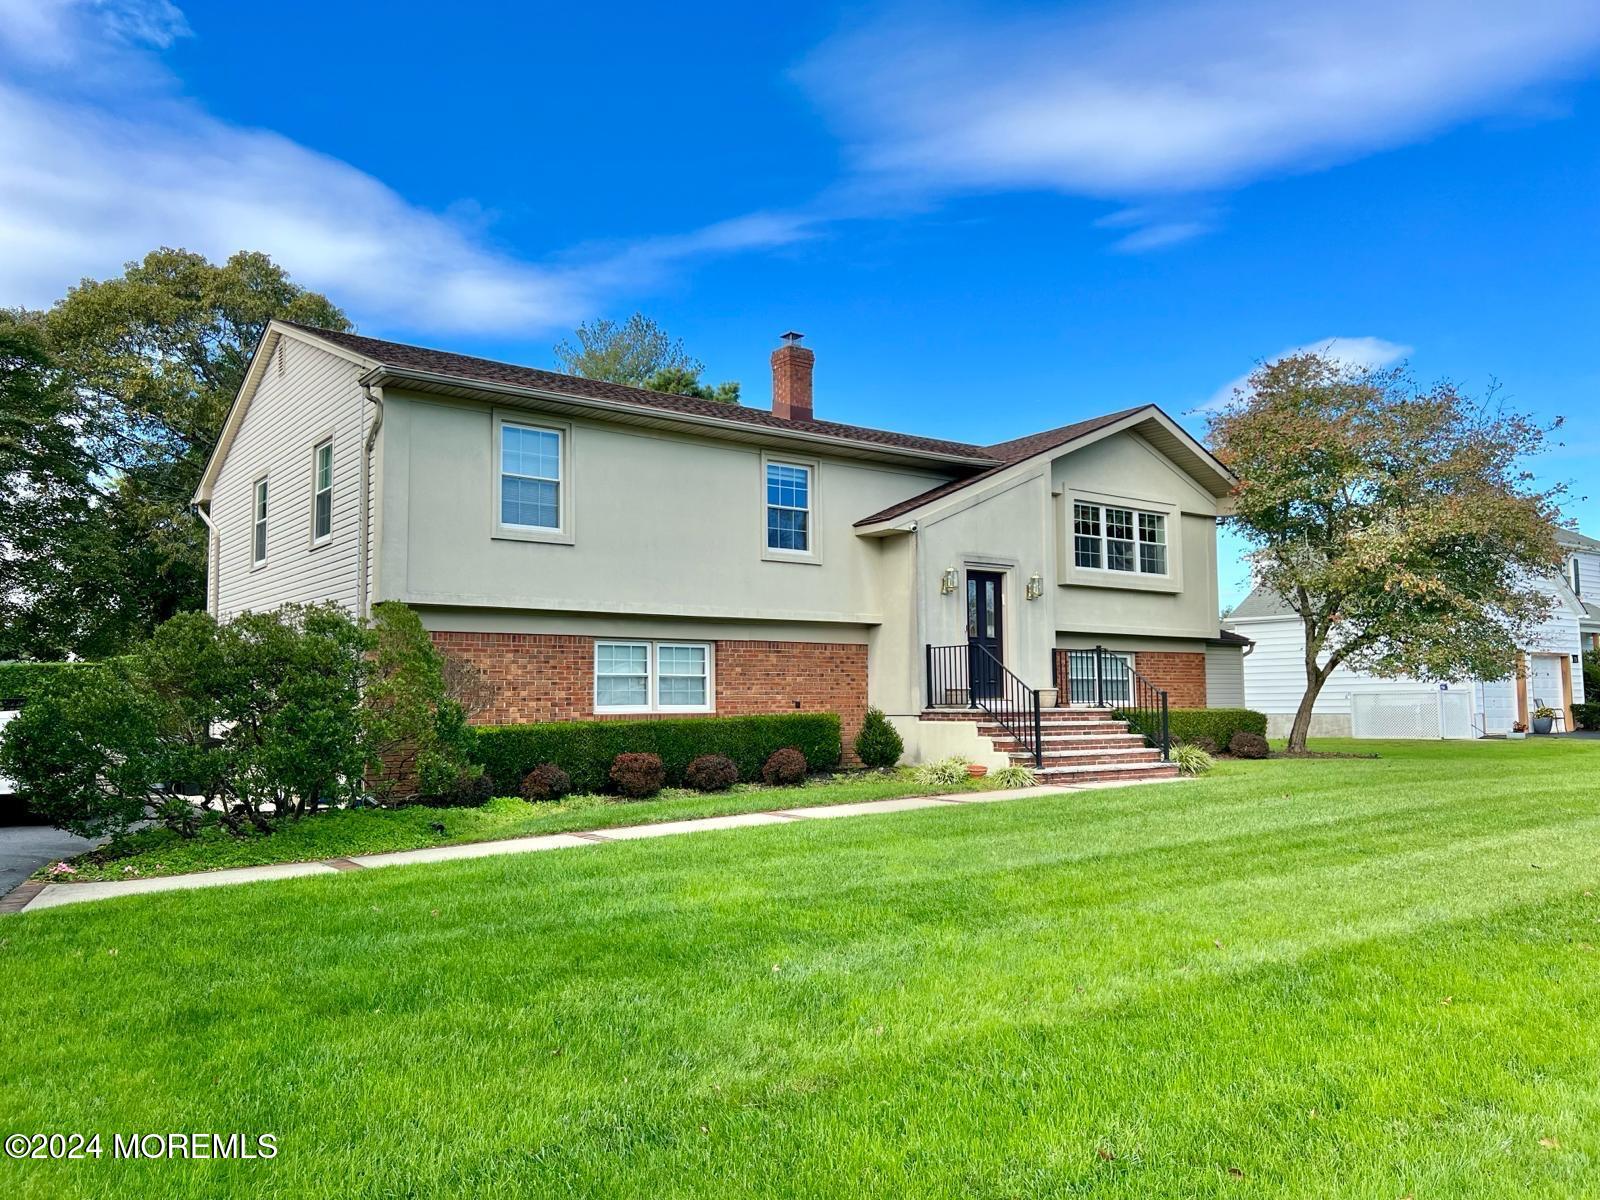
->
[1055, 646, 1170, 761]
[925, 642, 1043, 767]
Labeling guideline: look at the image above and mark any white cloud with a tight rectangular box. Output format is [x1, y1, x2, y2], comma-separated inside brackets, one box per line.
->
[1199, 337, 1413, 413]
[0, 2, 811, 336]
[799, 1, 1600, 232]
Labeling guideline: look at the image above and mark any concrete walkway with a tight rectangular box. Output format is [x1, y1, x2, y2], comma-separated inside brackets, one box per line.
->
[11, 777, 1183, 914]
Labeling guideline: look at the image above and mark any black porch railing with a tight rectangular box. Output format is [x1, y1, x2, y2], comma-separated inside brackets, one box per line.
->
[1053, 646, 1170, 761]
[925, 642, 1043, 767]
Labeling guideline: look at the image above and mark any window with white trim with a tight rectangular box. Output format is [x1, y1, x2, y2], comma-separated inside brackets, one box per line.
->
[252, 478, 269, 566]
[1067, 650, 1133, 706]
[312, 439, 333, 543]
[499, 422, 562, 531]
[594, 641, 712, 713]
[766, 462, 811, 553]
[1073, 502, 1167, 575]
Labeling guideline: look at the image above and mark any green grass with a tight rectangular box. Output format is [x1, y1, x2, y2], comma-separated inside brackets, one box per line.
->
[4, 738, 1600, 1198]
[45, 770, 989, 882]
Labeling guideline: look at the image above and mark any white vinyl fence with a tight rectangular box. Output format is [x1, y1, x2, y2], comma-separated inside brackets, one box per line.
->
[1349, 689, 1475, 740]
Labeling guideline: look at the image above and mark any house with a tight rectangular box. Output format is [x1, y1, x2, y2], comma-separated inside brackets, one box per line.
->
[1224, 527, 1598, 738]
[193, 322, 1245, 782]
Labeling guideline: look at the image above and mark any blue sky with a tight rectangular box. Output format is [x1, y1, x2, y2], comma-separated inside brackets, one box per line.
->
[3, 1, 1598, 604]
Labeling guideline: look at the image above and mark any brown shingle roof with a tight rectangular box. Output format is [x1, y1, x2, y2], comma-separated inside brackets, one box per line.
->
[285, 323, 998, 464]
[852, 406, 1151, 527]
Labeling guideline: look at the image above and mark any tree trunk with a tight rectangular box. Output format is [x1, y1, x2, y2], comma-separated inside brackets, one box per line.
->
[1289, 621, 1334, 754]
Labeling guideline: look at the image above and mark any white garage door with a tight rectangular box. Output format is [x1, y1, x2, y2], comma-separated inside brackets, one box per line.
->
[1528, 654, 1563, 711]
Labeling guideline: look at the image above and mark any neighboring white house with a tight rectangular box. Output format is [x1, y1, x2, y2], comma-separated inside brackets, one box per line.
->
[1224, 528, 1598, 739]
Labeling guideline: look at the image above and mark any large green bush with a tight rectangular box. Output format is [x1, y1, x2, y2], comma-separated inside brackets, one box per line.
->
[472, 713, 841, 795]
[1573, 701, 1600, 732]
[0, 661, 97, 707]
[1115, 707, 1268, 750]
[854, 706, 904, 768]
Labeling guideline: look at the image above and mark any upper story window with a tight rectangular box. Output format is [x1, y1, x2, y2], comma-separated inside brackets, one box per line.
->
[500, 422, 562, 531]
[766, 462, 811, 553]
[252, 478, 269, 567]
[312, 439, 333, 544]
[1074, 501, 1167, 576]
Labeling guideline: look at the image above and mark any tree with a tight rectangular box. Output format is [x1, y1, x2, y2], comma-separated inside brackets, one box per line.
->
[554, 312, 738, 402]
[0, 249, 349, 659]
[1210, 353, 1564, 753]
[0, 604, 481, 838]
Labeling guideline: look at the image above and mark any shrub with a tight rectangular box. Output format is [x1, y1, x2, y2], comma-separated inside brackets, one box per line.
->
[761, 746, 809, 786]
[472, 713, 840, 795]
[685, 754, 738, 792]
[1115, 707, 1267, 751]
[988, 764, 1036, 789]
[913, 756, 971, 787]
[610, 752, 665, 798]
[421, 769, 494, 808]
[1228, 731, 1270, 759]
[1573, 702, 1600, 732]
[1173, 743, 1214, 776]
[520, 763, 572, 802]
[1185, 735, 1219, 756]
[854, 707, 904, 768]
[0, 661, 97, 709]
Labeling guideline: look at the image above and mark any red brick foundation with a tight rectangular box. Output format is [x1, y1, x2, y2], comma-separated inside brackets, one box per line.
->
[430, 631, 868, 761]
[1132, 651, 1207, 709]
[1052, 647, 1208, 708]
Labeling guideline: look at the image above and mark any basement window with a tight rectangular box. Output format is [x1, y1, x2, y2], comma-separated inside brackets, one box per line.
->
[595, 641, 712, 713]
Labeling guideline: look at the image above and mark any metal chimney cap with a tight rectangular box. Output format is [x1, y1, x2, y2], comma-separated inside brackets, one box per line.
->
[779, 330, 805, 346]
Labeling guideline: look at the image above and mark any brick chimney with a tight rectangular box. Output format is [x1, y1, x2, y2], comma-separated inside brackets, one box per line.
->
[771, 331, 814, 422]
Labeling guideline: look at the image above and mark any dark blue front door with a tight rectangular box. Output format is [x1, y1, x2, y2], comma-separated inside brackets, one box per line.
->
[966, 571, 1003, 700]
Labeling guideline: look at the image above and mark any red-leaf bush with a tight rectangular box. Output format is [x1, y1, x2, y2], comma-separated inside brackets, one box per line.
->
[520, 762, 571, 802]
[760, 746, 808, 786]
[684, 754, 738, 792]
[609, 752, 665, 798]
[1227, 731, 1270, 759]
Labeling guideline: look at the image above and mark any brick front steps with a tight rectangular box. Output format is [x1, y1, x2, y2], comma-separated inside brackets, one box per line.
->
[923, 707, 1181, 783]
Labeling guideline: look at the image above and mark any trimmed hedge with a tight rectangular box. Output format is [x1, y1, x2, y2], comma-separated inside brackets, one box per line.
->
[470, 713, 842, 795]
[1573, 702, 1600, 732]
[1115, 706, 1268, 749]
[0, 661, 98, 708]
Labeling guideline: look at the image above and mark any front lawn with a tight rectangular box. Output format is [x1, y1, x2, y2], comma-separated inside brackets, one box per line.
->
[4, 738, 1599, 1198]
[42, 769, 992, 882]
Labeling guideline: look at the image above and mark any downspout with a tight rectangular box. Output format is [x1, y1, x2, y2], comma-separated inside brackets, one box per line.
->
[193, 502, 221, 616]
[357, 384, 385, 617]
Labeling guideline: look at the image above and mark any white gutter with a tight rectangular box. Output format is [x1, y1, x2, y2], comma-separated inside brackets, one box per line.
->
[357, 384, 385, 617]
[193, 502, 221, 616]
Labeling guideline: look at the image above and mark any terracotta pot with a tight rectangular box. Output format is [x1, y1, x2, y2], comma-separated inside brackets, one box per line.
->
[966, 763, 989, 778]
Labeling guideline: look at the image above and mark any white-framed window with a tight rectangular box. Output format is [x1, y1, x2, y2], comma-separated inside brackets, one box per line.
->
[1073, 502, 1167, 576]
[499, 421, 562, 531]
[766, 461, 811, 553]
[1066, 650, 1133, 706]
[594, 641, 713, 713]
[311, 438, 333, 544]
[252, 477, 269, 567]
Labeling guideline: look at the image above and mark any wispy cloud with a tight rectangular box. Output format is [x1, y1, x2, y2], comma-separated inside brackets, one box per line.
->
[1197, 336, 1413, 413]
[0, 1, 812, 335]
[799, 1, 1600, 247]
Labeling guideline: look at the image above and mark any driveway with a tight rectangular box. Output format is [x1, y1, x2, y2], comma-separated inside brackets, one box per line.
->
[0, 826, 104, 895]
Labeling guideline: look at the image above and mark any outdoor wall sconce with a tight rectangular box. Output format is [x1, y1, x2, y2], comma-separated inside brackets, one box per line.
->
[1025, 573, 1044, 600]
[940, 567, 959, 595]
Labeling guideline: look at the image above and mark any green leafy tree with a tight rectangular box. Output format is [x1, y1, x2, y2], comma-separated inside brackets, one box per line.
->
[0, 604, 479, 837]
[554, 312, 738, 402]
[1210, 354, 1564, 753]
[0, 249, 348, 659]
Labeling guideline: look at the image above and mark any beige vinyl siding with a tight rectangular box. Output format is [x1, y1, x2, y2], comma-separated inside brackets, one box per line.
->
[1204, 644, 1245, 707]
[211, 337, 367, 618]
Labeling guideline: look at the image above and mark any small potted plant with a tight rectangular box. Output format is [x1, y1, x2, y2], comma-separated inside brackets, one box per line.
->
[1508, 721, 1527, 741]
[1531, 706, 1557, 735]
